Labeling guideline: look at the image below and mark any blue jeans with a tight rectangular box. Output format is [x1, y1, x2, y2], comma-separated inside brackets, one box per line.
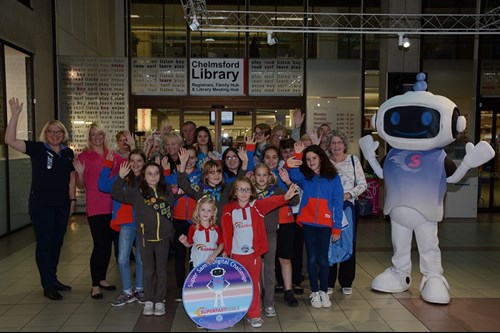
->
[117, 226, 143, 293]
[303, 224, 331, 293]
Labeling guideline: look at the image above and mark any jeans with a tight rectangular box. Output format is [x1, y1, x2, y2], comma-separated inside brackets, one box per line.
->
[118, 226, 143, 293]
[303, 224, 331, 293]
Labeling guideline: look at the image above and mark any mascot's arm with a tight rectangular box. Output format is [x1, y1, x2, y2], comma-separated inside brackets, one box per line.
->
[446, 141, 495, 183]
[359, 135, 384, 179]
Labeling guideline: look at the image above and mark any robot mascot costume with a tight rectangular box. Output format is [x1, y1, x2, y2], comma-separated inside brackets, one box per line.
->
[359, 73, 495, 304]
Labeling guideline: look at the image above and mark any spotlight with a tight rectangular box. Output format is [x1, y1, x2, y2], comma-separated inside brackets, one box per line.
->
[398, 34, 410, 48]
[189, 15, 200, 31]
[267, 31, 278, 45]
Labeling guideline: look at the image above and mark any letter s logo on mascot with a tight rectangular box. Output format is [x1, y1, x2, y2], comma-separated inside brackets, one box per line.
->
[359, 73, 495, 304]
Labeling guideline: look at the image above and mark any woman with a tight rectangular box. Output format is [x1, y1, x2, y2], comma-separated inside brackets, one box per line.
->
[327, 129, 367, 295]
[114, 130, 135, 159]
[194, 126, 219, 170]
[5, 97, 76, 301]
[74, 123, 125, 299]
[162, 132, 183, 173]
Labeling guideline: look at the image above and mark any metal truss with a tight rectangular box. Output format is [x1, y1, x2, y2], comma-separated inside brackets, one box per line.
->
[180, 0, 500, 36]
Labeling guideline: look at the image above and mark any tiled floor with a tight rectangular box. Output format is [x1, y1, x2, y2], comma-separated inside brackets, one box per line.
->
[1, 213, 500, 332]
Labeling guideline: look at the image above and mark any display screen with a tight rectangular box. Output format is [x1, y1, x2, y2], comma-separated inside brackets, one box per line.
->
[210, 111, 234, 125]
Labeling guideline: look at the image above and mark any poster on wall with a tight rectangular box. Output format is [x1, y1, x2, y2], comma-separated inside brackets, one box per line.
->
[132, 58, 187, 95]
[58, 56, 129, 212]
[190, 58, 245, 96]
[249, 59, 303, 96]
[306, 97, 361, 152]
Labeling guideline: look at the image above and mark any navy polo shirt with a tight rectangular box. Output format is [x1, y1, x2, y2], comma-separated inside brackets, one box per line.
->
[25, 141, 75, 207]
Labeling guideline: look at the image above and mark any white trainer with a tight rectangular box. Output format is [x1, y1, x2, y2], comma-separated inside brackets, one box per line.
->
[319, 290, 332, 308]
[309, 291, 322, 309]
[154, 302, 166, 316]
[247, 317, 264, 328]
[327, 287, 334, 295]
[264, 306, 276, 317]
[143, 301, 154, 316]
[342, 287, 353, 295]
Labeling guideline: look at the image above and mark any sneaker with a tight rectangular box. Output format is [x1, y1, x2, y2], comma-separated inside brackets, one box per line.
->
[284, 290, 299, 307]
[247, 317, 264, 328]
[319, 291, 332, 308]
[154, 302, 166, 316]
[175, 288, 182, 302]
[342, 287, 353, 295]
[143, 301, 154, 316]
[293, 284, 304, 295]
[274, 284, 284, 294]
[310, 291, 322, 309]
[111, 292, 137, 307]
[264, 306, 276, 317]
[135, 289, 146, 304]
[327, 287, 334, 295]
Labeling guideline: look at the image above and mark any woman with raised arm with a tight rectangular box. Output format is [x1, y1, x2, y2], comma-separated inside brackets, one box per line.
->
[5, 97, 76, 301]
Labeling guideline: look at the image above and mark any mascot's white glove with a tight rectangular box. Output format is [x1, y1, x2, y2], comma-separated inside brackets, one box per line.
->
[447, 141, 495, 183]
[359, 135, 383, 178]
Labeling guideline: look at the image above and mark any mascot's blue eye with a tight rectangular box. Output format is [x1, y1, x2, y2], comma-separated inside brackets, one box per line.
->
[390, 112, 400, 126]
[421, 111, 432, 126]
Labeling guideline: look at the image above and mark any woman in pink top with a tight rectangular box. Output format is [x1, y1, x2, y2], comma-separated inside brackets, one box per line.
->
[74, 123, 126, 299]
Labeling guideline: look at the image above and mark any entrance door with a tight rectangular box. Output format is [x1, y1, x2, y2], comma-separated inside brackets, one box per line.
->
[478, 100, 500, 211]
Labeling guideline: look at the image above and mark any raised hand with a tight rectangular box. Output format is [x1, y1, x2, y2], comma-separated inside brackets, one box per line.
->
[307, 129, 321, 146]
[237, 146, 248, 162]
[119, 161, 131, 179]
[278, 167, 290, 184]
[161, 156, 170, 170]
[245, 135, 256, 146]
[8, 97, 23, 116]
[73, 157, 85, 174]
[124, 130, 135, 149]
[293, 108, 304, 128]
[284, 183, 300, 201]
[286, 156, 302, 168]
[294, 141, 305, 154]
[106, 150, 114, 161]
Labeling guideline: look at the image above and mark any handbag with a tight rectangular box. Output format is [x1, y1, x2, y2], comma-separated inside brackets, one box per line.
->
[351, 155, 373, 218]
[328, 201, 354, 265]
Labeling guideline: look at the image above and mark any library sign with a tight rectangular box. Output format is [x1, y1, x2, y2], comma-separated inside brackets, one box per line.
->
[190, 59, 245, 96]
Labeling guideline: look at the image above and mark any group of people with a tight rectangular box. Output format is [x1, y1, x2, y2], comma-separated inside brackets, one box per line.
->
[5, 98, 367, 328]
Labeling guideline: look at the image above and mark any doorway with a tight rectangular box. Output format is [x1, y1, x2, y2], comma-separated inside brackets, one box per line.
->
[478, 99, 500, 211]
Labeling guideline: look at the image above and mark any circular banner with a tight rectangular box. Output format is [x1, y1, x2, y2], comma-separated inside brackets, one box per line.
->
[182, 257, 253, 330]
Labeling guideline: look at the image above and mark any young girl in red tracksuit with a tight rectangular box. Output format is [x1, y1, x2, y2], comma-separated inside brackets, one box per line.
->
[221, 176, 299, 328]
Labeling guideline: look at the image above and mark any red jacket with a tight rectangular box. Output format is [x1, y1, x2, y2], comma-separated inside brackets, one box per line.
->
[222, 195, 288, 257]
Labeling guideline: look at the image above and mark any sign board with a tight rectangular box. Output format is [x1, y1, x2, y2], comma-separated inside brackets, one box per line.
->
[182, 258, 253, 330]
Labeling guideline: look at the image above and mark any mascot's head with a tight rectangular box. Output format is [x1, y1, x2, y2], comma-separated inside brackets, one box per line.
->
[210, 267, 226, 277]
[372, 73, 466, 150]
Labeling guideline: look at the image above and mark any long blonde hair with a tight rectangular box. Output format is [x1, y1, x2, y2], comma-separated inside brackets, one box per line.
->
[192, 196, 218, 227]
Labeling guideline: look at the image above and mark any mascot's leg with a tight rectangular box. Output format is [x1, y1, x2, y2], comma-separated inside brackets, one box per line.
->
[372, 208, 412, 293]
[414, 221, 450, 304]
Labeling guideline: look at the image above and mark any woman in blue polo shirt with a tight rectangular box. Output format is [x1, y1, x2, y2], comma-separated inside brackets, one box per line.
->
[5, 97, 76, 301]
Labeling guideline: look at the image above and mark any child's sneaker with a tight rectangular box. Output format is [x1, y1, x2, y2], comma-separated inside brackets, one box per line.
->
[247, 317, 264, 328]
[284, 290, 299, 307]
[143, 301, 154, 316]
[154, 302, 166, 316]
[327, 287, 334, 295]
[310, 291, 322, 309]
[134, 289, 146, 304]
[264, 306, 276, 317]
[342, 287, 353, 295]
[111, 292, 136, 307]
[319, 290, 332, 308]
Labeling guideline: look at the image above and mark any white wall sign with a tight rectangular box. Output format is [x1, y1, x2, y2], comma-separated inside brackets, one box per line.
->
[132, 58, 187, 95]
[190, 58, 245, 96]
[249, 59, 303, 96]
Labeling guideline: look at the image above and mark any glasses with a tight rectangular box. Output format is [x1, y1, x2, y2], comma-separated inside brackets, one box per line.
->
[209, 170, 222, 175]
[331, 141, 344, 145]
[225, 156, 238, 161]
[254, 131, 264, 136]
[46, 130, 63, 135]
[235, 187, 252, 193]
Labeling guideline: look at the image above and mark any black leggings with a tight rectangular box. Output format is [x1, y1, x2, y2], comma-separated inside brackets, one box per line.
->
[172, 219, 191, 288]
[88, 214, 117, 287]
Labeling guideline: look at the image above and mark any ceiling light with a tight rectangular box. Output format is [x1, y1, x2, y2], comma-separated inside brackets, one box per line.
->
[267, 31, 278, 45]
[205, 37, 215, 42]
[398, 33, 410, 48]
[189, 15, 200, 31]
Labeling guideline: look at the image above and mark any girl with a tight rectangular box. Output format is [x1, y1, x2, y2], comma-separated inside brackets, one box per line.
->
[285, 142, 344, 309]
[178, 196, 224, 267]
[222, 177, 299, 328]
[178, 146, 248, 224]
[98, 148, 146, 306]
[194, 126, 219, 170]
[251, 164, 300, 317]
[221, 136, 256, 184]
[253, 123, 271, 164]
[112, 161, 179, 317]
[162, 145, 200, 302]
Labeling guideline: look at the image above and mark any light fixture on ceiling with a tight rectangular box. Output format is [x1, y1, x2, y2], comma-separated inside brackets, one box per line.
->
[398, 33, 410, 48]
[205, 37, 215, 42]
[189, 15, 200, 31]
[267, 31, 278, 45]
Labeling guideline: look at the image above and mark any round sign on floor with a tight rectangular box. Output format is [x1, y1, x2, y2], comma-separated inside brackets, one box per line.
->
[182, 257, 253, 330]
